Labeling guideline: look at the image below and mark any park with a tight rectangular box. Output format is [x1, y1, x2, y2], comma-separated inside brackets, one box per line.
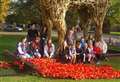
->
[0, 0, 120, 82]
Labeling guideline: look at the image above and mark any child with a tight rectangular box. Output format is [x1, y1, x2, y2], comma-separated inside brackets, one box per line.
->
[44, 39, 55, 58]
[40, 26, 48, 57]
[17, 38, 31, 59]
[101, 39, 108, 61]
[31, 37, 41, 58]
[93, 42, 102, 64]
[65, 44, 76, 64]
[80, 37, 85, 49]
[82, 43, 89, 63]
[66, 27, 75, 45]
[87, 41, 94, 63]
[76, 41, 83, 63]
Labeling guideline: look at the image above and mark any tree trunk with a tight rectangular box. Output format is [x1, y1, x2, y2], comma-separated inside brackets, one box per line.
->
[0, 0, 10, 23]
[55, 19, 66, 47]
[95, 22, 103, 41]
[83, 21, 91, 40]
[42, 18, 53, 40]
[94, 0, 109, 42]
[83, 26, 89, 40]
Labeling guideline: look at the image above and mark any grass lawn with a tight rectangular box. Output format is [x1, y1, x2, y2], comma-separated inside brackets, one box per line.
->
[1, 76, 120, 82]
[110, 32, 120, 36]
[109, 45, 120, 52]
[0, 35, 120, 82]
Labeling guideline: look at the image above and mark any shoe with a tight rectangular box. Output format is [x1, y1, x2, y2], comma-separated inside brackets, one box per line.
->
[96, 61, 100, 65]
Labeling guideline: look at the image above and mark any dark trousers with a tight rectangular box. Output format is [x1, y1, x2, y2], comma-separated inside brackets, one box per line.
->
[95, 54, 101, 62]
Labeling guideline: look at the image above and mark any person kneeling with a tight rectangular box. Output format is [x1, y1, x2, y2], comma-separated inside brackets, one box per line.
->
[44, 39, 55, 58]
[65, 44, 76, 64]
[17, 38, 31, 59]
[31, 37, 41, 58]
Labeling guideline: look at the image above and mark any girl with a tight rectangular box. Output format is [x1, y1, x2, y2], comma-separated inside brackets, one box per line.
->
[93, 42, 102, 64]
[76, 41, 83, 63]
[82, 43, 89, 63]
[44, 39, 55, 58]
[32, 37, 41, 58]
[65, 44, 76, 64]
[17, 38, 31, 59]
[87, 41, 94, 63]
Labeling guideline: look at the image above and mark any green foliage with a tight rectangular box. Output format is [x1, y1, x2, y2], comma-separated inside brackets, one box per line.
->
[6, 0, 42, 24]
[65, 9, 79, 27]
[110, 32, 120, 36]
[5, 0, 120, 26]
[107, 0, 120, 25]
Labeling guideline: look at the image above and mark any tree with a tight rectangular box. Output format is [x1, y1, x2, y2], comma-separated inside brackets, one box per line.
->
[33, 0, 109, 55]
[6, 0, 42, 24]
[102, 1, 120, 33]
[107, 1, 120, 24]
[0, 0, 10, 29]
[65, 9, 79, 27]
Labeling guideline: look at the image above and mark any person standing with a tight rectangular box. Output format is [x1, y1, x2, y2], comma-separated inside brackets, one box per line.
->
[66, 27, 75, 45]
[40, 26, 48, 57]
[93, 42, 102, 64]
[27, 24, 39, 42]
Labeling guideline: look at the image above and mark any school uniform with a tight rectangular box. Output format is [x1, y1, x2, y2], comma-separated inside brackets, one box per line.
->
[64, 46, 76, 63]
[31, 41, 41, 58]
[76, 47, 83, 63]
[44, 43, 55, 58]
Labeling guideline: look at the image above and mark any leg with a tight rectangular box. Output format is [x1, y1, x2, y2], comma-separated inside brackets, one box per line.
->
[83, 53, 86, 63]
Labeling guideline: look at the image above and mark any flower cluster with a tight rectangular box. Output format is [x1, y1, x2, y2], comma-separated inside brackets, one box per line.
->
[0, 61, 24, 70]
[12, 61, 24, 70]
[26, 58, 120, 80]
[0, 61, 11, 69]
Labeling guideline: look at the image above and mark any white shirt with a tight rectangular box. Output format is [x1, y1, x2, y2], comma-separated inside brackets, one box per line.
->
[44, 43, 55, 58]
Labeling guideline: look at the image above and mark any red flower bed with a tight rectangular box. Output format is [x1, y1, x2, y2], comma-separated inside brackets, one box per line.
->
[12, 61, 24, 70]
[26, 58, 120, 79]
[0, 61, 24, 70]
[0, 61, 11, 69]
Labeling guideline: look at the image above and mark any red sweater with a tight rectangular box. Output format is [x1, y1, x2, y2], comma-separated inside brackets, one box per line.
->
[93, 47, 102, 55]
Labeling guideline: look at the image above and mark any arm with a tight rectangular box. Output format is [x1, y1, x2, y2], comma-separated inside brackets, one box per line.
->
[44, 45, 49, 57]
[103, 43, 108, 53]
[17, 46, 25, 55]
[50, 44, 55, 58]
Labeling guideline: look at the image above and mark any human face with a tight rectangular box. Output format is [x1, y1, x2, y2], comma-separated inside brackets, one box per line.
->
[48, 39, 52, 46]
[35, 37, 40, 43]
[84, 43, 88, 49]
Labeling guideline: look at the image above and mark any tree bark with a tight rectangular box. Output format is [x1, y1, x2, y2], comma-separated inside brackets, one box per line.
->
[42, 17, 53, 40]
[55, 19, 66, 47]
[95, 21, 103, 41]
[94, 0, 109, 41]
[83, 20, 91, 40]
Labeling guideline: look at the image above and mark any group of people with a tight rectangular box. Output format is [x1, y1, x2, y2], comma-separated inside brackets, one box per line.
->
[61, 37, 108, 64]
[61, 27, 108, 64]
[17, 24, 108, 64]
[17, 24, 55, 59]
